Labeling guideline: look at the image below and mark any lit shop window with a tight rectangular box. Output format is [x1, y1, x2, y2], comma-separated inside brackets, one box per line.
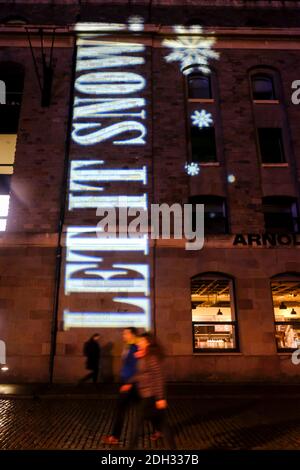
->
[263, 196, 299, 234]
[252, 74, 276, 101]
[189, 195, 228, 234]
[258, 128, 285, 164]
[0, 63, 23, 231]
[272, 276, 300, 351]
[0, 136, 16, 231]
[191, 274, 238, 352]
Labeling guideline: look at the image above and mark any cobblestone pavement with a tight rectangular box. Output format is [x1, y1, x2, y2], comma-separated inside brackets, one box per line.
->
[0, 395, 300, 450]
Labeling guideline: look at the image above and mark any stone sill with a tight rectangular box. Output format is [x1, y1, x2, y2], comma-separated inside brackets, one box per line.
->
[188, 98, 215, 104]
[200, 162, 220, 167]
[193, 352, 243, 356]
[253, 100, 280, 104]
[261, 163, 289, 167]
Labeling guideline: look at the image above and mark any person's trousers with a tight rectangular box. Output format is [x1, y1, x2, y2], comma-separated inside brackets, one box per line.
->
[127, 397, 176, 450]
[112, 385, 138, 439]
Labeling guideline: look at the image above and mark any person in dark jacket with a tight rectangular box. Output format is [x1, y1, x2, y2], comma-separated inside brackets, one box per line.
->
[123, 332, 176, 449]
[102, 327, 139, 445]
[79, 333, 101, 384]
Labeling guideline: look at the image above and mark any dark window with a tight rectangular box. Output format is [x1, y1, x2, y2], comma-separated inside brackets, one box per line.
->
[263, 196, 299, 233]
[0, 63, 24, 133]
[252, 75, 276, 100]
[0, 106, 20, 133]
[189, 195, 228, 234]
[258, 128, 285, 163]
[191, 127, 217, 163]
[3, 16, 28, 25]
[191, 274, 238, 352]
[0, 174, 11, 195]
[188, 73, 212, 99]
[186, 19, 203, 27]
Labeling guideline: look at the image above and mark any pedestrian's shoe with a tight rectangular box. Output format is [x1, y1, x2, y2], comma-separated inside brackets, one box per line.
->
[102, 435, 120, 445]
[150, 431, 163, 441]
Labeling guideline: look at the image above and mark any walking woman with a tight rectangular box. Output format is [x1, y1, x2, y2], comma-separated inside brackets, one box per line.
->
[79, 333, 101, 384]
[121, 332, 176, 449]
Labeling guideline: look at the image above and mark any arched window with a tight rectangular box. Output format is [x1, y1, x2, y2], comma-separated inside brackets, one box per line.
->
[250, 68, 291, 165]
[2, 16, 28, 25]
[252, 74, 276, 101]
[262, 196, 299, 234]
[189, 195, 228, 234]
[188, 73, 212, 99]
[191, 273, 238, 352]
[0, 62, 24, 231]
[186, 68, 220, 164]
[271, 273, 300, 351]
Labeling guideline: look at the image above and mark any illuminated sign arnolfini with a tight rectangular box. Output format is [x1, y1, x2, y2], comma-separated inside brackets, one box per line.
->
[63, 25, 151, 329]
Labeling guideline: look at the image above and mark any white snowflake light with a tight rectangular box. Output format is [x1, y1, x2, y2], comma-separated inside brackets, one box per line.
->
[191, 109, 213, 129]
[185, 162, 200, 176]
[162, 26, 219, 75]
[227, 174, 236, 183]
[128, 15, 144, 32]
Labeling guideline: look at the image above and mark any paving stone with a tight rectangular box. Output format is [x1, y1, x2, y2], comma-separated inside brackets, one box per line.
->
[0, 396, 299, 450]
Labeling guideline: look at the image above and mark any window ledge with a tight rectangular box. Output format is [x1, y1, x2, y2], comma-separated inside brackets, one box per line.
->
[193, 352, 242, 356]
[200, 162, 220, 167]
[189, 98, 214, 103]
[253, 100, 280, 104]
[261, 163, 289, 167]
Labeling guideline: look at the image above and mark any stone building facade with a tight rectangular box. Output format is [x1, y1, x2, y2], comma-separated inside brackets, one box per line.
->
[0, 0, 300, 382]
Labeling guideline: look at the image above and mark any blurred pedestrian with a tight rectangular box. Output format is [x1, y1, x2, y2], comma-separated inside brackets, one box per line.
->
[123, 332, 176, 449]
[79, 333, 101, 384]
[102, 327, 139, 445]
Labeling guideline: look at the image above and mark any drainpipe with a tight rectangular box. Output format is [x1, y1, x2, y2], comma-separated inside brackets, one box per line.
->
[49, 32, 77, 384]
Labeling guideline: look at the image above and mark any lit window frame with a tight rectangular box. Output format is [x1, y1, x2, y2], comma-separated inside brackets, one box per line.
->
[191, 274, 239, 353]
[271, 275, 300, 353]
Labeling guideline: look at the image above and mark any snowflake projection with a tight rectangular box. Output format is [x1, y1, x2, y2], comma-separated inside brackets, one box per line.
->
[128, 15, 144, 32]
[191, 109, 213, 129]
[162, 25, 219, 75]
[75, 16, 144, 33]
[185, 162, 200, 176]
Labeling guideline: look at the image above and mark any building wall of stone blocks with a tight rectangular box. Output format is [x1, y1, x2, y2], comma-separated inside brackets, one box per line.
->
[0, 3, 300, 382]
[0, 243, 57, 381]
[4, 45, 73, 233]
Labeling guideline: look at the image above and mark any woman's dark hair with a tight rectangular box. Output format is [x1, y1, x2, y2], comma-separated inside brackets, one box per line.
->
[139, 332, 164, 360]
[90, 333, 100, 340]
[124, 327, 138, 336]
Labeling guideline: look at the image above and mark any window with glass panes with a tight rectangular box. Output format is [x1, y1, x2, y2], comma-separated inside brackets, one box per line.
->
[271, 277, 300, 351]
[191, 275, 238, 352]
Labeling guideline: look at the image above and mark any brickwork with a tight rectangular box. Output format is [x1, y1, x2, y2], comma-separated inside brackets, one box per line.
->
[0, 2, 300, 383]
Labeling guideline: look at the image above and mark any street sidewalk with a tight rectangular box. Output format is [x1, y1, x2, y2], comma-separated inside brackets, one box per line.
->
[1, 382, 300, 399]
